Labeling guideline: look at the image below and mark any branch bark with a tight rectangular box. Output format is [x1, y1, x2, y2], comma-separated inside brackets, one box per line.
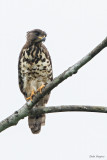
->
[0, 37, 107, 133]
[0, 105, 107, 133]
[31, 105, 107, 115]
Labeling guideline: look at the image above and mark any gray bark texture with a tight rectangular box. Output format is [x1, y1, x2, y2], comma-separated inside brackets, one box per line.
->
[0, 37, 107, 133]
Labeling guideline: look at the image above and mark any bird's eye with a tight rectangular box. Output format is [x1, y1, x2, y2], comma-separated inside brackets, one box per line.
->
[35, 32, 40, 36]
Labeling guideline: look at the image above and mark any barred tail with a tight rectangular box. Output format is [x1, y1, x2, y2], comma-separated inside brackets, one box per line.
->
[28, 114, 45, 134]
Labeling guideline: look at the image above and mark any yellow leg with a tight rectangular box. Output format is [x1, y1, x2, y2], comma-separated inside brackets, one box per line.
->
[26, 84, 45, 101]
[37, 84, 45, 93]
[26, 90, 35, 101]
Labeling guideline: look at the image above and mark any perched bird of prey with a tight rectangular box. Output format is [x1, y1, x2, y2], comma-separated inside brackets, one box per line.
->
[18, 29, 53, 134]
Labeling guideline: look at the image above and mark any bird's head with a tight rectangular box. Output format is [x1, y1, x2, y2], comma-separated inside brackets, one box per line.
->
[27, 29, 47, 43]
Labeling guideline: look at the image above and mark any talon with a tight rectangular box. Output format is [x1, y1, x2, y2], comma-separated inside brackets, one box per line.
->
[37, 84, 45, 93]
[26, 90, 35, 101]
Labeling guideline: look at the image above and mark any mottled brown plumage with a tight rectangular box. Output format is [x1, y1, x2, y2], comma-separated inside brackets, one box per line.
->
[18, 29, 53, 134]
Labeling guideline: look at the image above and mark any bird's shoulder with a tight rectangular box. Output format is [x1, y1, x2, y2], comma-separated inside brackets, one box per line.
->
[19, 41, 32, 58]
[41, 43, 52, 65]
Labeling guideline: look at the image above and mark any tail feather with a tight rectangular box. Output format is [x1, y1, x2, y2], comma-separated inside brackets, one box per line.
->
[28, 114, 45, 134]
[27, 94, 50, 134]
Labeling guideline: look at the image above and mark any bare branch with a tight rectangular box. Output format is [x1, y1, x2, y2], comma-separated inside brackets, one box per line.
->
[0, 37, 107, 133]
[0, 105, 107, 133]
[31, 105, 107, 115]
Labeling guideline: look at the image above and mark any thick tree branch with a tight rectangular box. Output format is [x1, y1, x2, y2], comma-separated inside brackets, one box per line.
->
[0, 37, 107, 133]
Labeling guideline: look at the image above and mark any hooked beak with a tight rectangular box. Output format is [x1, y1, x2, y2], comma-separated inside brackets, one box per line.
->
[38, 35, 46, 42]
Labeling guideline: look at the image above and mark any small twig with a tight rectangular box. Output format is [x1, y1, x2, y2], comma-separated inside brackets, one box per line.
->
[0, 37, 107, 133]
